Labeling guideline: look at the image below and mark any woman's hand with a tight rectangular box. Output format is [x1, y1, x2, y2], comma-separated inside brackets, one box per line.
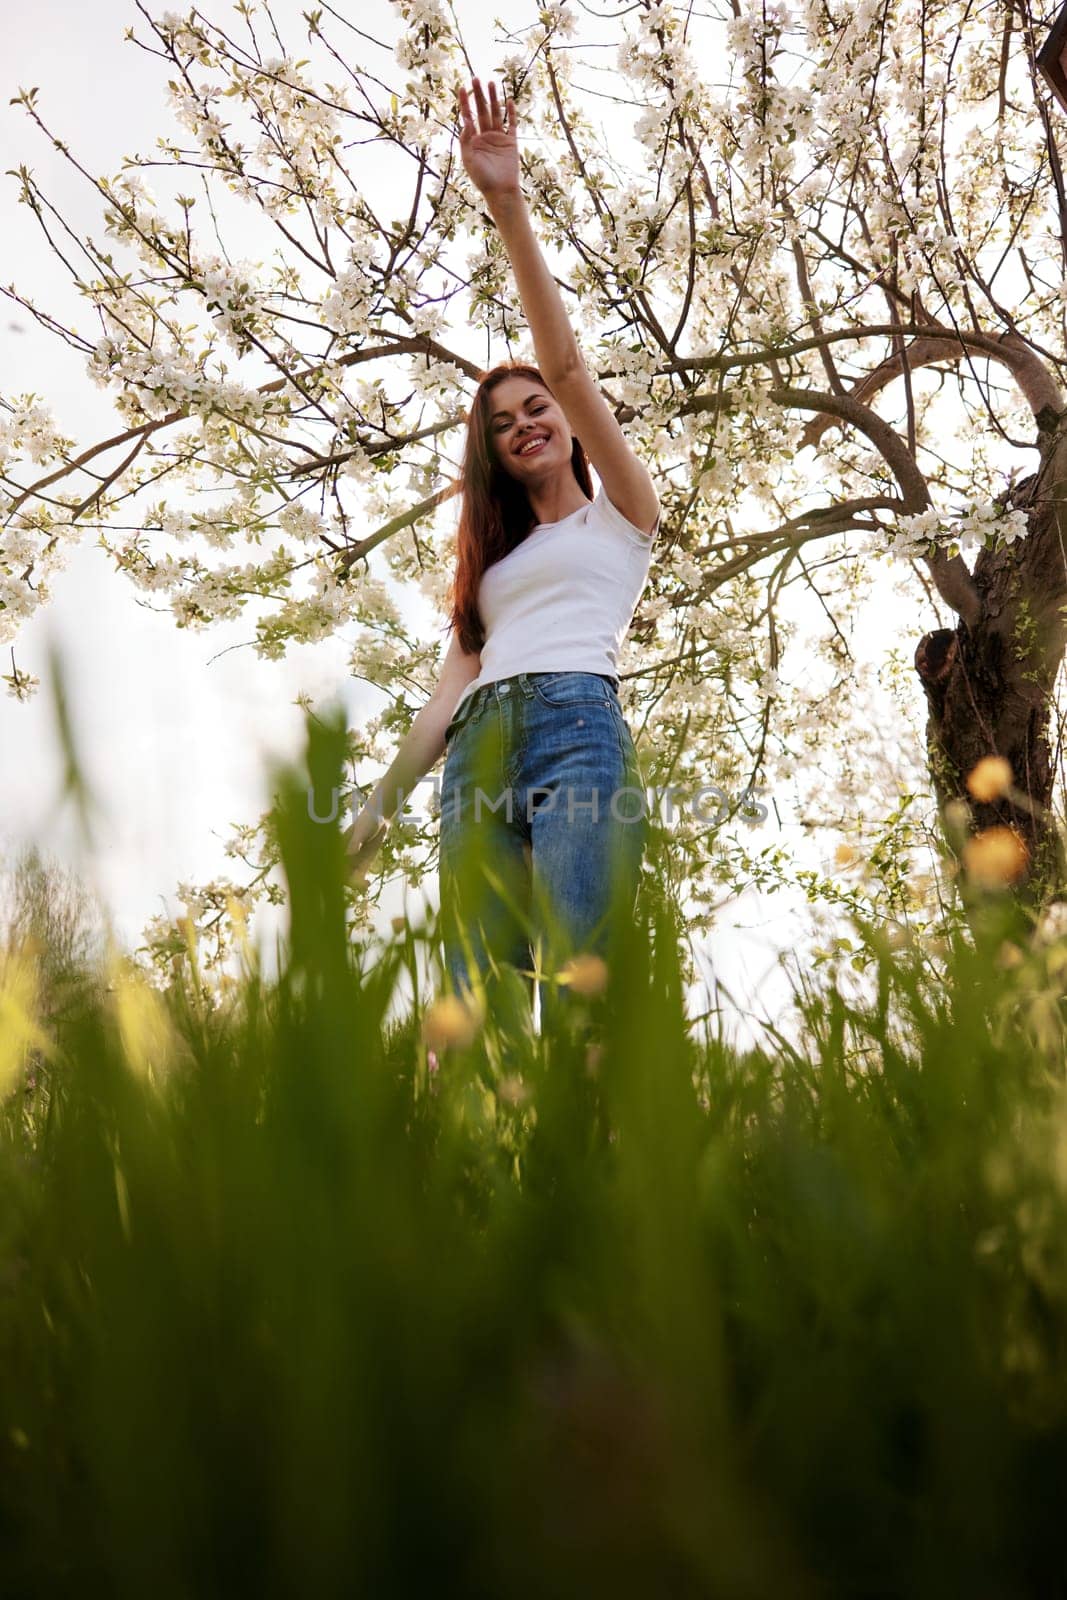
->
[343, 809, 388, 888]
[458, 77, 520, 201]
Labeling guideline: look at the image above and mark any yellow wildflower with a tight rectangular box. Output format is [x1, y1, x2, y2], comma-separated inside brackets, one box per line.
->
[963, 825, 1029, 889]
[556, 953, 610, 997]
[966, 756, 1013, 803]
[422, 994, 481, 1051]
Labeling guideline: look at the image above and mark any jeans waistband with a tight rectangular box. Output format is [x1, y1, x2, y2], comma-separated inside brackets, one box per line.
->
[449, 671, 619, 732]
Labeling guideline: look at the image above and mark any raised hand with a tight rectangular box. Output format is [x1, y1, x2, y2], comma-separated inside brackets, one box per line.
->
[457, 76, 520, 201]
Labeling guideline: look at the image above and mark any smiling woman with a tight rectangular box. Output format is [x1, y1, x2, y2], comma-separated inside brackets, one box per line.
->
[447, 370, 656, 725]
[447, 363, 597, 661]
[344, 75, 660, 1022]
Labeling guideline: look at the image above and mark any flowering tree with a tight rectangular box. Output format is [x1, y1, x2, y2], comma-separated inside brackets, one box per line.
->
[4, 0, 1067, 975]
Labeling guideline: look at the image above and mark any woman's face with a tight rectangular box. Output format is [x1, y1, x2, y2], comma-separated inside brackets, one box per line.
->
[485, 376, 573, 482]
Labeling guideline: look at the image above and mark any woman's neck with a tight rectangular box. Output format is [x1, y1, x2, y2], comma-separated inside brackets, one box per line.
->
[527, 476, 591, 526]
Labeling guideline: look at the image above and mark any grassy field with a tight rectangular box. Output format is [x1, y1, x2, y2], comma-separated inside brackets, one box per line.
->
[2, 708, 1067, 1597]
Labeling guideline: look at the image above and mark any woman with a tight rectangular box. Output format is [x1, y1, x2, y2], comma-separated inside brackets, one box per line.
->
[344, 76, 658, 1021]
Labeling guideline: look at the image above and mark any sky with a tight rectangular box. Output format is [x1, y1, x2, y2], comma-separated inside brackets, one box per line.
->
[0, 0, 928, 1050]
[0, 5, 385, 953]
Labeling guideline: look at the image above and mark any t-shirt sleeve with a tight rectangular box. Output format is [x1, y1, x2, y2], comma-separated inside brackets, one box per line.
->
[595, 486, 660, 548]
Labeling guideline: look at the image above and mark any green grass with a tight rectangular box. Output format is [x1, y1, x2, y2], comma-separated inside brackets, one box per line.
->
[2, 705, 1067, 1597]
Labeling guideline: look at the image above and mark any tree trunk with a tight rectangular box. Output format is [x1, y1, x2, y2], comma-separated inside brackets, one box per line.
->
[914, 420, 1067, 918]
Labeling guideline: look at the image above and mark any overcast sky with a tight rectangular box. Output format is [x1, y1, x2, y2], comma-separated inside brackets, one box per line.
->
[0, 1, 422, 955]
[0, 0, 926, 1049]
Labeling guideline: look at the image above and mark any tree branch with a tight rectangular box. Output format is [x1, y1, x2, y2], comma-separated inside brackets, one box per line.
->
[763, 384, 982, 627]
[5, 334, 480, 520]
[334, 481, 459, 576]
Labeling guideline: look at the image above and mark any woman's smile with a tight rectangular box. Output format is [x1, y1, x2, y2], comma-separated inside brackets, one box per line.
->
[514, 432, 550, 458]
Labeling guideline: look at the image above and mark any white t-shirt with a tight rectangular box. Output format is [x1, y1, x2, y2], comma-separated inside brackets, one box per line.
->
[449, 486, 657, 720]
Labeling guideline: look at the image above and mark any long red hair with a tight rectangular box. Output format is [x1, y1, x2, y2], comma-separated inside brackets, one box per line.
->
[448, 362, 593, 656]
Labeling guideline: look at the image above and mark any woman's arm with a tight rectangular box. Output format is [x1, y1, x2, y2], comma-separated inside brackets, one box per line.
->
[459, 78, 659, 537]
[343, 632, 480, 882]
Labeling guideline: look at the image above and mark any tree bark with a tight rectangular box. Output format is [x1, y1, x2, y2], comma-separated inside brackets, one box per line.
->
[915, 418, 1067, 915]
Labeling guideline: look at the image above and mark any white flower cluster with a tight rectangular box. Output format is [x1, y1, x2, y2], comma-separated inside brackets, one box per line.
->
[171, 578, 242, 630]
[695, 456, 735, 501]
[1, 527, 38, 569]
[124, 554, 186, 594]
[202, 496, 262, 550]
[254, 591, 349, 659]
[169, 84, 229, 155]
[619, 25, 704, 123]
[88, 335, 267, 423]
[197, 256, 268, 349]
[0, 565, 54, 644]
[406, 357, 459, 405]
[600, 339, 661, 411]
[959, 503, 1029, 551]
[0, 574, 35, 644]
[277, 502, 326, 544]
[0, 498, 77, 661]
[0, 401, 65, 467]
[139, 875, 261, 978]
[670, 549, 704, 588]
[349, 630, 403, 687]
[891, 503, 1030, 560]
[102, 170, 161, 241]
[416, 559, 455, 615]
[396, 0, 451, 32]
[409, 301, 448, 339]
[159, 507, 191, 539]
[350, 571, 400, 629]
[158, 12, 204, 55]
[254, 59, 346, 184]
[391, 0, 463, 116]
[534, 1, 578, 41]
[321, 262, 376, 336]
[3, 664, 39, 702]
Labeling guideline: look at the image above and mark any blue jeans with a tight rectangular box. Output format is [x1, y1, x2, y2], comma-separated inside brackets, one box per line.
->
[437, 671, 649, 1023]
